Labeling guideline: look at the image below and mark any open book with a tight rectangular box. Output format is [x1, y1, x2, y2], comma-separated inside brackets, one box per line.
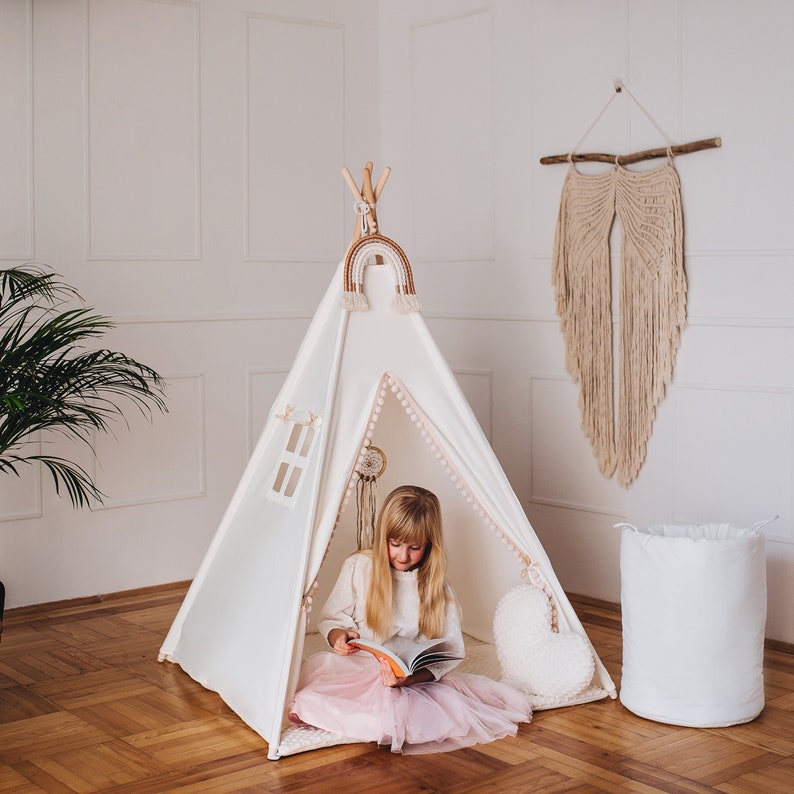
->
[347, 635, 463, 677]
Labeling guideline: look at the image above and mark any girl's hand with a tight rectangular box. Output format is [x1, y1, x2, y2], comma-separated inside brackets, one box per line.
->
[378, 659, 434, 688]
[379, 658, 406, 687]
[327, 627, 360, 655]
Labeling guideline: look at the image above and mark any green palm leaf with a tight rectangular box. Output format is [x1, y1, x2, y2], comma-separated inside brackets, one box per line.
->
[0, 264, 167, 508]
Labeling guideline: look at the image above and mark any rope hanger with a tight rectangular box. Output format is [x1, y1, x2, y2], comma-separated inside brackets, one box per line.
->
[540, 78, 721, 166]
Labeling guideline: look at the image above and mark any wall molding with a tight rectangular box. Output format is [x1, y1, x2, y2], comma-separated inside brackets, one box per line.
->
[671, 382, 793, 544]
[0, 0, 35, 261]
[92, 371, 206, 510]
[243, 12, 345, 263]
[451, 367, 493, 442]
[528, 375, 628, 517]
[246, 367, 289, 455]
[410, 6, 495, 263]
[102, 308, 794, 328]
[0, 433, 42, 523]
[83, 0, 202, 261]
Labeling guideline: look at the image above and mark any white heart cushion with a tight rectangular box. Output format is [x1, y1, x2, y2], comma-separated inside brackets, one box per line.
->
[493, 584, 595, 701]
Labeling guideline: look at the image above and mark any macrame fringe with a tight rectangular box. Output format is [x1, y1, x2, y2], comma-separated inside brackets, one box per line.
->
[341, 291, 369, 312]
[392, 292, 422, 313]
[341, 289, 422, 314]
[552, 162, 685, 486]
[356, 476, 379, 550]
[552, 168, 617, 478]
[615, 165, 685, 485]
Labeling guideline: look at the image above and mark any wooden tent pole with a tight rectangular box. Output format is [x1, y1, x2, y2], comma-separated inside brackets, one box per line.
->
[374, 166, 391, 199]
[342, 167, 364, 201]
[342, 162, 391, 249]
[361, 162, 379, 234]
[361, 163, 383, 262]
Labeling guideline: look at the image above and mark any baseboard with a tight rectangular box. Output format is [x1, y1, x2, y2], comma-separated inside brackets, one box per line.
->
[5, 580, 793, 656]
[5, 580, 191, 621]
[566, 591, 622, 614]
[765, 637, 794, 655]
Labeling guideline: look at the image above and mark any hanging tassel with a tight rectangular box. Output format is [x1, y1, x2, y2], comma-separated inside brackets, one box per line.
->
[354, 445, 386, 549]
[356, 475, 379, 550]
[341, 290, 369, 312]
[392, 291, 422, 313]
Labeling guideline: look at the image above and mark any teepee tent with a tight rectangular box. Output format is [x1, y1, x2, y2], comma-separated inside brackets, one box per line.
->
[159, 232, 616, 759]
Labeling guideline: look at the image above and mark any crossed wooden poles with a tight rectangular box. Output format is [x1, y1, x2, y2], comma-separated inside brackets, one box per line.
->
[341, 162, 391, 253]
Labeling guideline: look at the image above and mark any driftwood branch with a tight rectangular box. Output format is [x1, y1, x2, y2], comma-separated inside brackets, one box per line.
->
[540, 137, 722, 166]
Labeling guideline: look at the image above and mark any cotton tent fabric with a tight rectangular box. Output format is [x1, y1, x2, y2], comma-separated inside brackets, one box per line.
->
[158, 242, 616, 759]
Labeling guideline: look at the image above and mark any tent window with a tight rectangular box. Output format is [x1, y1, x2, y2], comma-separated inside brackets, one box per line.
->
[284, 467, 303, 498]
[273, 462, 289, 493]
[286, 424, 302, 453]
[271, 422, 316, 502]
[299, 426, 315, 456]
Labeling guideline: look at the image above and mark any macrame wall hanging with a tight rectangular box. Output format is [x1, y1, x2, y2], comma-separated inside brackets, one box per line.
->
[541, 80, 721, 486]
[340, 163, 422, 314]
[354, 445, 387, 549]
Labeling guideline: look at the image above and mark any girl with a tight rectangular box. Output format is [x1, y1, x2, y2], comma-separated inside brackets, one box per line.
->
[289, 485, 532, 754]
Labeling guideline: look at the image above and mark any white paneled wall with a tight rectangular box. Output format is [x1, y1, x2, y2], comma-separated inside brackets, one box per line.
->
[0, 0, 378, 607]
[410, 9, 494, 262]
[0, 0, 33, 260]
[246, 15, 345, 261]
[1, 0, 792, 645]
[87, 0, 201, 259]
[380, 0, 793, 644]
[92, 374, 207, 508]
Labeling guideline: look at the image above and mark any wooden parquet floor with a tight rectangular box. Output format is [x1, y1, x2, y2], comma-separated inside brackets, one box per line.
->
[1, 582, 792, 793]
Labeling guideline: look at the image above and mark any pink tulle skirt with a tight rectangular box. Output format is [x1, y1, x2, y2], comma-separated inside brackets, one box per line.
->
[288, 652, 532, 754]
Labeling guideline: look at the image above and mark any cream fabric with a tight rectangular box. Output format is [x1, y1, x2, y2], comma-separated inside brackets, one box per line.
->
[159, 256, 617, 760]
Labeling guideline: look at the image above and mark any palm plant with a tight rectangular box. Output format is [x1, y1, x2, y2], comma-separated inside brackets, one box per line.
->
[0, 264, 167, 508]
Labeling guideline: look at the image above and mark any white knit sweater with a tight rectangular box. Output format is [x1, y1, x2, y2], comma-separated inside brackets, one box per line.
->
[317, 552, 464, 679]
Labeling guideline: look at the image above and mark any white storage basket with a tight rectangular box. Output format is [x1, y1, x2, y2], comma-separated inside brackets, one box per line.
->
[619, 520, 771, 727]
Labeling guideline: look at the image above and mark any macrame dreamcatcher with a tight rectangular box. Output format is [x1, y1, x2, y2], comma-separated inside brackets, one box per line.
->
[543, 80, 720, 486]
[354, 445, 387, 550]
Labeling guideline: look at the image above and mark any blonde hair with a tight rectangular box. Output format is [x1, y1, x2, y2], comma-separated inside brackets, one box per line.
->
[365, 485, 450, 639]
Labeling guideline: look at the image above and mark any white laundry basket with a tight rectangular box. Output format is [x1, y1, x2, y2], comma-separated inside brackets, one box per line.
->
[619, 520, 771, 727]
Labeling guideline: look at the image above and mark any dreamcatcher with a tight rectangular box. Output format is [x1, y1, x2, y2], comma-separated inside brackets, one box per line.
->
[355, 445, 387, 549]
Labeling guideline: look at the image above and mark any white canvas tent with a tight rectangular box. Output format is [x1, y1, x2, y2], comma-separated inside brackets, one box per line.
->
[159, 234, 616, 759]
